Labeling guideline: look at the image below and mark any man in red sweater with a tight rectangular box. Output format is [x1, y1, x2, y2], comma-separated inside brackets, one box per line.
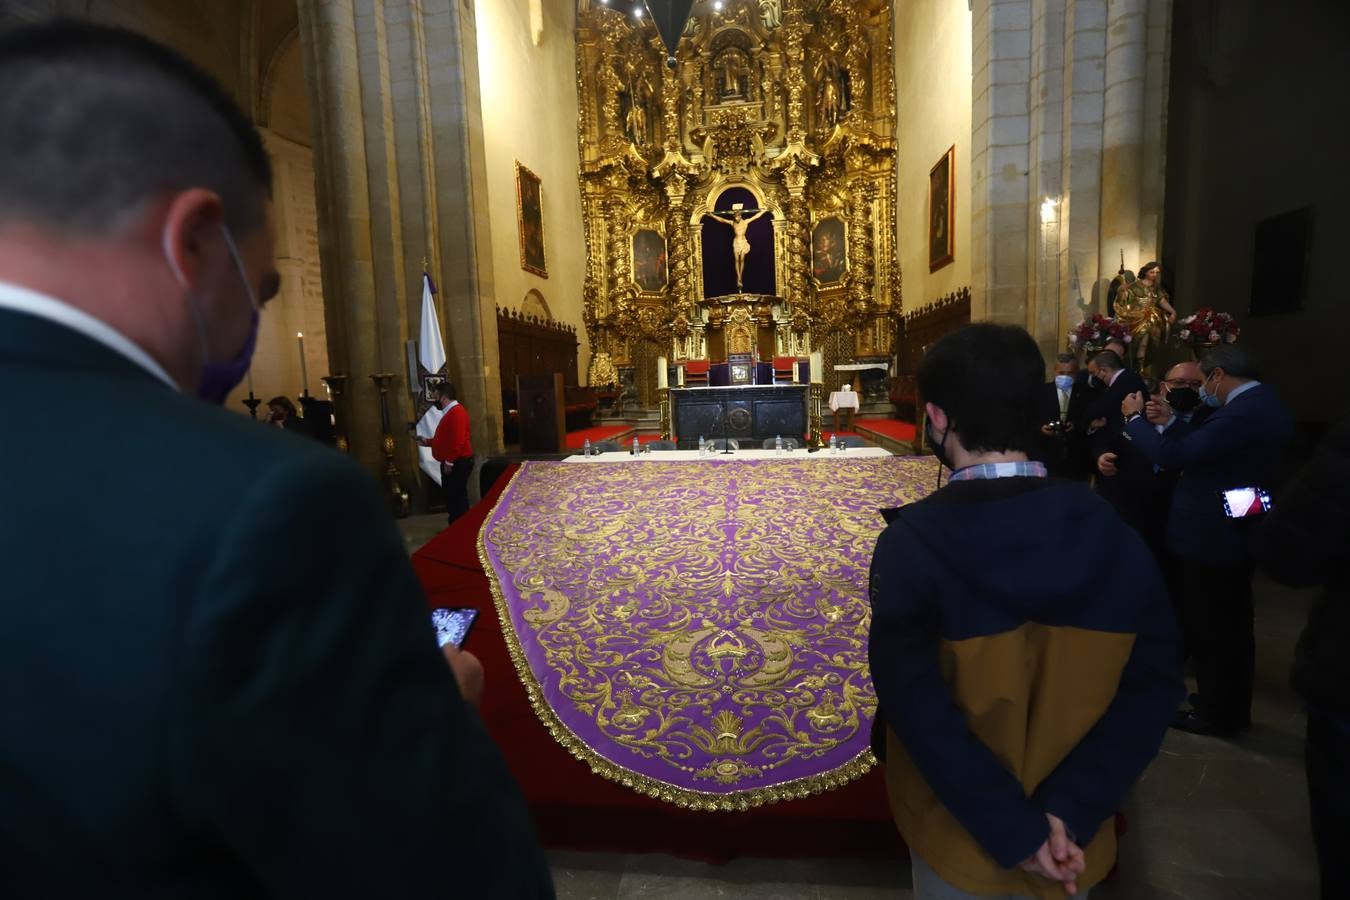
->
[419, 382, 474, 523]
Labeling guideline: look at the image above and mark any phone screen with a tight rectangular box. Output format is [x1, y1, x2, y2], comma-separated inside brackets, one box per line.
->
[1221, 487, 1272, 519]
[431, 607, 479, 649]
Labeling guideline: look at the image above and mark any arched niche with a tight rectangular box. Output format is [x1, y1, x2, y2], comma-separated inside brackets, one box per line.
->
[521, 289, 552, 321]
[696, 183, 779, 298]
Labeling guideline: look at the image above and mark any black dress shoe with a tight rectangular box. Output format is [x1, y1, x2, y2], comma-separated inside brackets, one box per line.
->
[1171, 708, 1240, 738]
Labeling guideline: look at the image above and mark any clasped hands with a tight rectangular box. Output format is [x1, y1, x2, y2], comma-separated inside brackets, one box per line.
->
[1021, 813, 1087, 895]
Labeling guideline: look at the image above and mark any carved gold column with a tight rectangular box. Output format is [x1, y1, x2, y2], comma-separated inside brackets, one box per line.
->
[369, 373, 410, 517]
[848, 181, 876, 314]
[808, 382, 824, 450]
[781, 5, 809, 139]
[658, 386, 671, 440]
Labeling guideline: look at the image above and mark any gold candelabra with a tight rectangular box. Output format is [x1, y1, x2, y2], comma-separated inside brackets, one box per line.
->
[321, 374, 349, 454]
[658, 386, 671, 440]
[369, 373, 410, 517]
[808, 382, 825, 450]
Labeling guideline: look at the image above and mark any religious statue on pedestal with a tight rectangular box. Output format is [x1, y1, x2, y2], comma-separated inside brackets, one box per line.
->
[1114, 260, 1176, 371]
[707, 206, 768, 293]
[814, 56, 844, 127]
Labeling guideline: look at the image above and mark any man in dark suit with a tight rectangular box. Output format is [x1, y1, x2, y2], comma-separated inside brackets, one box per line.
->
[0, 23, 552, 897]
[1123, 345, 1293, 736]
[1037, 352, 1092, 479]
[1095, 361, 1213, 561]
[1084, 349, 1149, 528]
[1084, 349, 1148, 434]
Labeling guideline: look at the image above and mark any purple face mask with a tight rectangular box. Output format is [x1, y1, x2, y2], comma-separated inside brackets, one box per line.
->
[170, 224, 261, 405]
[197, 305, 260, 405]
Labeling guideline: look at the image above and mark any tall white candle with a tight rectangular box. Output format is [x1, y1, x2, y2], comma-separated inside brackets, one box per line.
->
[657, 356, 668, 389]
[246, 365, 254, 395]
[297, 333, 308, 394]
[677, 365, 685, 387]
[810, 351, 823, 383]
[791, 358, 798, 383]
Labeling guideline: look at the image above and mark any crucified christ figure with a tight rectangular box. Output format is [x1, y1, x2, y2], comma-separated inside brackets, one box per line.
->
[707, 207, 768, 293]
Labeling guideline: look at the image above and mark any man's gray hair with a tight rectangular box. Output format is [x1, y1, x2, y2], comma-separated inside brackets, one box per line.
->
[1092, 350, 1125, 371]
[1201, 344, 1260, 380]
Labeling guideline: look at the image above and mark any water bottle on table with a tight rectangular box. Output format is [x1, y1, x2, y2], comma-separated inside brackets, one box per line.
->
[583, 437, 591, 457]
[698, 435, 706, 457]
[775, 434, 783, 455]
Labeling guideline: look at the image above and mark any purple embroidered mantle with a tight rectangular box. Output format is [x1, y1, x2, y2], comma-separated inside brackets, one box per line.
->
[478, 456, 936, 809]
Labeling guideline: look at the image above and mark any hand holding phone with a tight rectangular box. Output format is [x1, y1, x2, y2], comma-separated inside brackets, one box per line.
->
[1221, 487, 1272, 519]
[431, 607, 479, 649]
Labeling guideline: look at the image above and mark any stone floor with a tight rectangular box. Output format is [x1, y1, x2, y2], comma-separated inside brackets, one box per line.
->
[400, 511, 1321, 899]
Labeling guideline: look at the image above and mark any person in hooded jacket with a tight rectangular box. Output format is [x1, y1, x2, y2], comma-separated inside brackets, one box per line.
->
[868, 323, 1183, 900]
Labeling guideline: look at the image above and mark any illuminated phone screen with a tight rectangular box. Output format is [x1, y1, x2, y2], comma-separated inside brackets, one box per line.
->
[1221, 487, 1272, 519]
[431, 607, 478, 649]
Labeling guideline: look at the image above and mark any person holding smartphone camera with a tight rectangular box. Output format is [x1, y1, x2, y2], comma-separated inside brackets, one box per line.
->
[1121, 345, 1292, 736]
[0, 23, 551, 897]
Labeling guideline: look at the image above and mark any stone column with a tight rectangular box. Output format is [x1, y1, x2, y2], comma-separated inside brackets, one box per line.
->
[971, 0, 1172, 357]
[1099, 0, 1149, 289]
[297, 0, 499, 505]
[970, 0, 1032, 326]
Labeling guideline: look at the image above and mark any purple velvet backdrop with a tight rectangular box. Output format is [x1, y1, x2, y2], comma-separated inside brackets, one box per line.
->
[701, 186, 776, 297]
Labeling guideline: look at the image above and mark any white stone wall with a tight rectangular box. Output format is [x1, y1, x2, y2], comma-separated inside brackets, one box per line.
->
[472, 0, 588, 377]
[893, 0, 974, 311]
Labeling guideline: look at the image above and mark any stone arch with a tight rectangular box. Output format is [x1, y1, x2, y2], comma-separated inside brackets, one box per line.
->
[521, 289, 552, 321]
[259, 27, 310, 146]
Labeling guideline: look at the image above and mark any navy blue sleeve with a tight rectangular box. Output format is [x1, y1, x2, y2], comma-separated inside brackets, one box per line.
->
[1031, 542, 1183, 845]
[868, 523, 1049, 869]
[1125, 408, 1257, 470]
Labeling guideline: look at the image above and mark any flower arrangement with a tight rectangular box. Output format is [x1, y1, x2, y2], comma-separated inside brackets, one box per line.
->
[1068, 314, 1131, 352]
[1174, 308, 1240, 349]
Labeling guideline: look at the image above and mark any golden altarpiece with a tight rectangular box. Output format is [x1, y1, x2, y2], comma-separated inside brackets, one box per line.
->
[577, 0, 899, 406]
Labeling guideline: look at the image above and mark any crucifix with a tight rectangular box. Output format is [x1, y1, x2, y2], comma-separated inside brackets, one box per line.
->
[707, 203, 768, 293]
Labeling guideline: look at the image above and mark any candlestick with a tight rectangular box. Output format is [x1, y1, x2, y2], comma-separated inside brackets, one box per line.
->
[657, 355, 668, 390]
[297, 332, 309, 396]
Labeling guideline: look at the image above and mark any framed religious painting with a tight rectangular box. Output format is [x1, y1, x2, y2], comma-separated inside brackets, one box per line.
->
[928, 145, 955, 272]
[810, 217, 848, 286]
[515, 162, 547, 277]
[631, 228, 668, 294]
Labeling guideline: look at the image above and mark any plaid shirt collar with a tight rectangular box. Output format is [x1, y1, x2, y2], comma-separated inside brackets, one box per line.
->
[948, 460, 1048, 482]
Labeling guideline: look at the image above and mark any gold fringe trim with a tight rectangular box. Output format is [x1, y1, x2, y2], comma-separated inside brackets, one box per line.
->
[476, 460, 878, 812]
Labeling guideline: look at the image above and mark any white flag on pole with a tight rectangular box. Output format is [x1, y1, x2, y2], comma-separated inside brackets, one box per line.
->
[418, 272, 446, 374]
[416, 404, 445, 486]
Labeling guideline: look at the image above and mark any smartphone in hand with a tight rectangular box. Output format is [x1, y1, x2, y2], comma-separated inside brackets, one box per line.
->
[431, 607, 479, 649]
[1221, 487, 1272, 519]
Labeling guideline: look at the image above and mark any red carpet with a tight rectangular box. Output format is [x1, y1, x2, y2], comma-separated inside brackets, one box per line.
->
[564, 424, 634, 449]
[855, 418, 918, 444]
[411, 467, 905, 862]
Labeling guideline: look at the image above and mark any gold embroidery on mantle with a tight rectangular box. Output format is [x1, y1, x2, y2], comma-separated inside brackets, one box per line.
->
[477, 457, 937, 810]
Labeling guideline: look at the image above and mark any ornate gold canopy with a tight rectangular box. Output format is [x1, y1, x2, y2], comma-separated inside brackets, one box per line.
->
[577, 0, 899, 393]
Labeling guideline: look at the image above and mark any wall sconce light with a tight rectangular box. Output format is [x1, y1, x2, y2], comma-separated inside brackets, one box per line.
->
[1040, 197, 1058, 225]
